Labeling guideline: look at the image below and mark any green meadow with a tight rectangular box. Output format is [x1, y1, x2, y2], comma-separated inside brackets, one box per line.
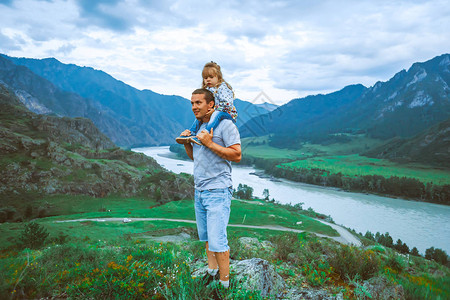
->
[1, 194, 449, 299]
[281, 155, 450, 185]
[241, 136, 450, 185]
[0, 195, 337, 249]
[241, 135, 384, 159]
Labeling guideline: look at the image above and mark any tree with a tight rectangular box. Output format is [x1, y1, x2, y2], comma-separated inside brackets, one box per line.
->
[410, 247, 420, 256]
[394, 239, 409, 254]
[425, 247, 448, 265]
[263, 189, 270, 200]
[364, 231, 375, 241]
[25, 205, 33, 219]
[18, 222, 49, 249]
[377, 232, 393, 248]
[234, 184, 254, 199]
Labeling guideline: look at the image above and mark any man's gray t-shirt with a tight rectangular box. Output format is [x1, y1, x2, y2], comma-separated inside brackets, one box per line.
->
[193, 119, 241, 191]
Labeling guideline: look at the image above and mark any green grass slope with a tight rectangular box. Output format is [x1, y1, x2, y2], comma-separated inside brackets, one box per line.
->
[0, 195, 448, 299]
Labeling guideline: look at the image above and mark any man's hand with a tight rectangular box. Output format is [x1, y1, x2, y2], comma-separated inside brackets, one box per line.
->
[197, 128, 241, 162]
[197, 128, 214, 147]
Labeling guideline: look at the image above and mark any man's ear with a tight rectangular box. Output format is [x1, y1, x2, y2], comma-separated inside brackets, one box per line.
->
[208, 101, 215, 109]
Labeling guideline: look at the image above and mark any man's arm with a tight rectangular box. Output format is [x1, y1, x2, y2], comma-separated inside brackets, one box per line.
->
[184, 143, 193, 160]
[197, 129, 242, 162]
[179, 129, 194, 160]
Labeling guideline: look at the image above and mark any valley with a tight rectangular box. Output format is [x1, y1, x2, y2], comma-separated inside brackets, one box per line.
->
[0, 52, 449, 299]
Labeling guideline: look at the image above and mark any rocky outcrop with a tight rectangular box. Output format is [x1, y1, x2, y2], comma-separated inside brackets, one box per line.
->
[0, 83, 194, 199]
[231, 258, 286, 298]
[191, 256, 347, 299]
[362, 276, 405, 299]
[191, 257, 285, 298]
[283, 288, 343, 300]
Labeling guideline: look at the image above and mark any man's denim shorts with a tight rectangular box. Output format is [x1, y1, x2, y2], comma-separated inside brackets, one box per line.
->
[194, 187, 232, 252]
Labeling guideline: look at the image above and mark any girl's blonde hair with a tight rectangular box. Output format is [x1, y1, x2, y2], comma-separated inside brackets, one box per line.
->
[201, 61, 233, 92]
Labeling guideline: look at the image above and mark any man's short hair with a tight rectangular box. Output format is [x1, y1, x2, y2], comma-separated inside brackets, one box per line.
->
[192, 88, 214, 104]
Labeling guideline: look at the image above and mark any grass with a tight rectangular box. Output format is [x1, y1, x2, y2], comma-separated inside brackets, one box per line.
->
[241, 134, 384, 159]
[280, 154, 450, 185]
[1, 228, 448, 299]
[0, 240, 257, 299]
[0, 193, 449, 299]
[240, 136, 450, 185]
[241, 136, 312, 159]
[0, 195, 338, 249]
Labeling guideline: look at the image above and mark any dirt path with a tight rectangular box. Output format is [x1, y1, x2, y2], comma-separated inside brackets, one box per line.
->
[316, 219, 362, 247]
[54, 217, 361, 246]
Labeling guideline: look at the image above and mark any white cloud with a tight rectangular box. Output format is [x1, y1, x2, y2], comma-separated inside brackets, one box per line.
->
[0, 0, 449, 104]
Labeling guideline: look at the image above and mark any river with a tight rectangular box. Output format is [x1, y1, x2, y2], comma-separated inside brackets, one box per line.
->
[133, 146, 450, 254]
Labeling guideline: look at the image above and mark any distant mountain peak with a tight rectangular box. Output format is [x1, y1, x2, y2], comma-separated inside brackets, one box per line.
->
[439, 55, 450, 67]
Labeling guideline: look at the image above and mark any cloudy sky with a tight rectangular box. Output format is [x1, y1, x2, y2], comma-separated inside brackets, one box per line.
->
[1, 0, 449, 104]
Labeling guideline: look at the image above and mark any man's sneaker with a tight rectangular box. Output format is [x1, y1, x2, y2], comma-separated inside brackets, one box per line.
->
[189, 136, 202, 145]
[201, 271, 219, 286]
[175, 135, 192, 144]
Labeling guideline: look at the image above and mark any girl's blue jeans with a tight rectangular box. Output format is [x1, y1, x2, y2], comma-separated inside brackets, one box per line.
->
[189, 111, 234, 135]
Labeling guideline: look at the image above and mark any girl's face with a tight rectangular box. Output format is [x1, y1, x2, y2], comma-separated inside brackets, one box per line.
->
[204, 74, 219, 87]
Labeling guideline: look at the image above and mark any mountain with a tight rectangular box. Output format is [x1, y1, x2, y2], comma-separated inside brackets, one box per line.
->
[3, 55, 271, 147]
[255, 102, 278, 112]
[2, 55, 194, 147]
[234, 99, 274, 126]
[354, 54, 450, 139]
[0, 55, 137, 147]
[0, 82, 193, 199]
[240, 54, 450, 145]
[364, 118, 450, 167]
[239, 84, 367, 141]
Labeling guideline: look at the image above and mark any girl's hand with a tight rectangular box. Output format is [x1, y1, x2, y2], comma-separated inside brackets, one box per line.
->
[180, 129, 191, 136]
[205, 108, 215, 118]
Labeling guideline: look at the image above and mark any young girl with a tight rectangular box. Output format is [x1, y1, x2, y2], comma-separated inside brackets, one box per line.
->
[176, 61, 238, 145]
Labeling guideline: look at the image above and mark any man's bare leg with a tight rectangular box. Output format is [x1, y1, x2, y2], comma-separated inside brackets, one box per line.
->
[215, 250, 230, 287]
[206, 242, 218, 271]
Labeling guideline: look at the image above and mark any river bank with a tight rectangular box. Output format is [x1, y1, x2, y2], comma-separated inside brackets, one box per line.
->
[169, 144, 449, 205]
[133, 146, 450, 254]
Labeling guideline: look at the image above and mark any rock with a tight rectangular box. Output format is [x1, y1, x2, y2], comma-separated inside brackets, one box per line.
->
[283, 288, 344, 300]
[148, 233, 191, 243]
[191, 258, 285, 298]
[232, 258, 285, 298]
[362, 276, 405, 299]
[238, 237, 274, 252]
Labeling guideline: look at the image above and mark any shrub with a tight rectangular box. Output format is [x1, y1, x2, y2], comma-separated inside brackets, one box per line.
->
[328, 245, 380, 280]
[48, 231, 70, 245]
[385, 252, 405, 272]
[0, 210, 6, 223]
[17, 222, 49, 249]
[37, 206, 48, 218]
[271, 232, 300, 261]
[0, 207, 17, 222]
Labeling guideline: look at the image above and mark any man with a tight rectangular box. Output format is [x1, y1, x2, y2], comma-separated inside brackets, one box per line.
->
[177, 88, 241, 289]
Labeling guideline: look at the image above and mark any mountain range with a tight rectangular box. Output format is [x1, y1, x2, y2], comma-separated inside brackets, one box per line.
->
[0, 55, 273, 147]
[1, 53, 448, 167]
[240, 54, 450, 145]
